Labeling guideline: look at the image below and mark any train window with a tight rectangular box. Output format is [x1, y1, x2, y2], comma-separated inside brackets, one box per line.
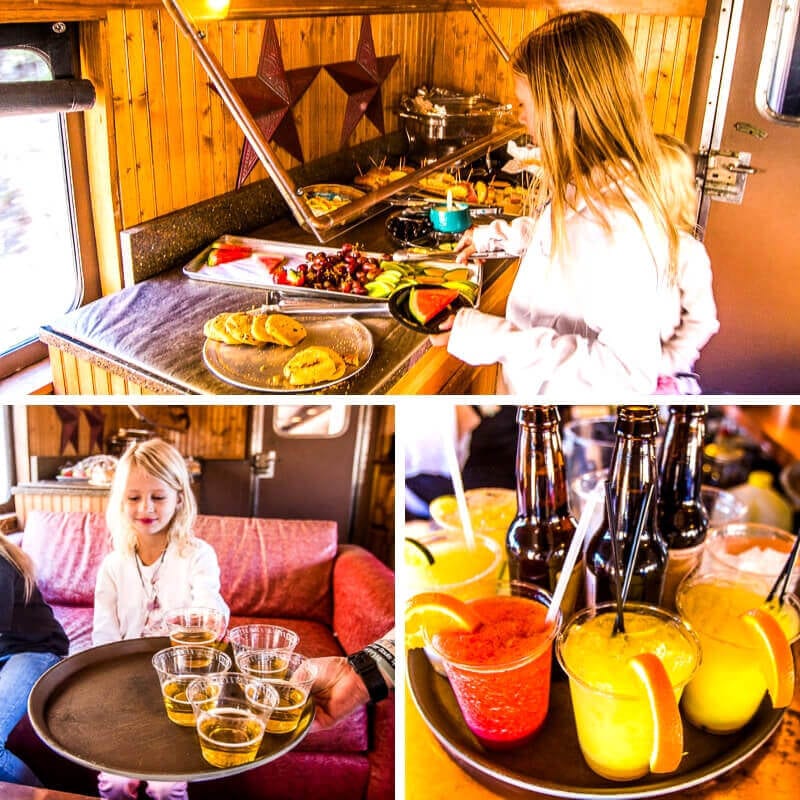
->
[757, 0, 800, 123]
[273, 406, 350, 438]
[0, 24, 83, 378]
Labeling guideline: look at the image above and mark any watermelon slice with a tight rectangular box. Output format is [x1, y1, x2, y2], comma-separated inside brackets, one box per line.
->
[408, 287, 460, 325]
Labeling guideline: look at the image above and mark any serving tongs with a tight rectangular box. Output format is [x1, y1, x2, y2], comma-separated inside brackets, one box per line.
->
[387, 194, 504, 216]
[392, 247, 513, 262]
[263, 290, 391, 316]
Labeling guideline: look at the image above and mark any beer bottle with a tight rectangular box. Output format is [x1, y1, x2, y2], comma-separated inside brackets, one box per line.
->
[585, 406, 667, 606]
[506, 406, 581, 613]
[658, 405, 709, 608]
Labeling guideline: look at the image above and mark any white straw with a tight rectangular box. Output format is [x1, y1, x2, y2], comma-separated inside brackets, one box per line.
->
[442, 413, 476, 551]
[546, 489, 601, 624]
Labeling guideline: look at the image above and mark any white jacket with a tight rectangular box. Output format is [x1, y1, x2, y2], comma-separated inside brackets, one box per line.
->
[657, 232, 719, 376]
[92, 538, 229, 645]
[447, 190, 716, 396]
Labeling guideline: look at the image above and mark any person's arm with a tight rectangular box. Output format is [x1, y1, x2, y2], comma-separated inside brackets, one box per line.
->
[310, 629, 395, 731]
[188, 541, 230, 621]
[660, 235, 719, 376]
[92, 557, 123, 645]
[470, 215, 538, 256]
[446, 212, 664, 393]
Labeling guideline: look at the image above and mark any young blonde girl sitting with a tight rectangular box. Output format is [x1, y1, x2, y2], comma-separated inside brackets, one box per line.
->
[93, 438, 229, 800]
[654, 134, 719, 393]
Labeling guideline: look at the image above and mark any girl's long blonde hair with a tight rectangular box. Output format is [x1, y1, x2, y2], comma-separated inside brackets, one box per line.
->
[0, 532, 35, 603]
[512, 11, 679, 281]
[106, 437, 197, 556]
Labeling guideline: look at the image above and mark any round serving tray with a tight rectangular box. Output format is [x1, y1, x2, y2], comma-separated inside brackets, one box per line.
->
[28, 637, 314, 782]
[202, 316, 373, 393]
[407, 648, 784, 799]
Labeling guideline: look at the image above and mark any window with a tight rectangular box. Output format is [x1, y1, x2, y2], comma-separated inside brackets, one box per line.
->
[0, 23, 84, 378]
[757, 0, 800, 123]
[273, 406, 350, 438]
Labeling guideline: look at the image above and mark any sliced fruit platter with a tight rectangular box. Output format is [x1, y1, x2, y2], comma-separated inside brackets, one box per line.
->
[184, 235, 481, 306]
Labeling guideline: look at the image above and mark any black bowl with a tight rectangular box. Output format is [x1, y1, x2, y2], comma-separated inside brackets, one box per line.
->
[388, 284, 474, 335]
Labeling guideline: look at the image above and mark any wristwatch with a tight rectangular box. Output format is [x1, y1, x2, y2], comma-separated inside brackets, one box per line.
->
[347, 650, 389, 703]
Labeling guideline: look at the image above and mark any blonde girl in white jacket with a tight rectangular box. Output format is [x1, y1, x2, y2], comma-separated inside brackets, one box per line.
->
[432, 12, 716, 396]
[92, 438, 228, 800]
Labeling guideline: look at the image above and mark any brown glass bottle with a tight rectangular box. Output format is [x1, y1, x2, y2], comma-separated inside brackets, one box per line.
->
[658, 405, 709, 608]
[506, 406, 579, 600]
[585, 406, 667, 606]
[658, 406, 709, 549]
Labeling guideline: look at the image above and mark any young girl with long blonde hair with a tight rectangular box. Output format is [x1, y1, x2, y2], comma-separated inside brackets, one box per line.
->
[93, 437, 228, 800]
[1, 532, 68, 786]
[433, 11, 712, 394]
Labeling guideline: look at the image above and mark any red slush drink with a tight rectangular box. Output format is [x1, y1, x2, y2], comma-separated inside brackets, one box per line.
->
[431, 592, 557, 749]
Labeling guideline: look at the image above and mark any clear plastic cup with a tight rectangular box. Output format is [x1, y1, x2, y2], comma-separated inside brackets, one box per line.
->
[164, 606, 228, 650]
[227, 624, 299, 672]
[701, 522, 799, 593]
[428, 581, 561, 750]
[261, 653, 317, 734]
[151, 645, 232, 726]
[557, 602, 700, 780]
[186, 672, 279, 768]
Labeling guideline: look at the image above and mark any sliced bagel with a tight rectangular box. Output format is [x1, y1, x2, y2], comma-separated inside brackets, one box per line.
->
[265, 314, 307, 347]
[283, 346, 346, 386]
[204, 313, 239, 344]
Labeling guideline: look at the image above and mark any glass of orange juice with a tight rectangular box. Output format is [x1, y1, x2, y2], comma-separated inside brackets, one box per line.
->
[428, 487, 516, 561]
[557, 603, 700, 781]
[676, 571, 800, 733]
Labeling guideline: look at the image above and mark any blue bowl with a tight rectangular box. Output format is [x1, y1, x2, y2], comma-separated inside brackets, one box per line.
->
[429, 202, 471, 234]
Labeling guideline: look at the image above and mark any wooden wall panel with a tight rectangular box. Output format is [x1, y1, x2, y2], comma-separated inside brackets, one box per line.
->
[429, 10, 701, 137]
[25, 405, 249, 459]
[61, 6, 703, 287]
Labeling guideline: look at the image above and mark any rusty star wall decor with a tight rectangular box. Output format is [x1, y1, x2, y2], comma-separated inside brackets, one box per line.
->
[324, 16, 399, 149]
[229, 19, 321, 187]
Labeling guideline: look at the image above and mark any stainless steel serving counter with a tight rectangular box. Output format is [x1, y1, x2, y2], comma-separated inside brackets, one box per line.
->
[40, 211, 516, 395]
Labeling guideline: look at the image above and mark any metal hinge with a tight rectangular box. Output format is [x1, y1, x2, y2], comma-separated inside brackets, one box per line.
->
[700, 150, 760, 204]
[252, 450, 277, 478]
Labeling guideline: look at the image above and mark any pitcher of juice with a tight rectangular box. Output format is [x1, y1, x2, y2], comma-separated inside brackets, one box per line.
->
[556, 603, 700, 781]
[676, 572, 799, 733]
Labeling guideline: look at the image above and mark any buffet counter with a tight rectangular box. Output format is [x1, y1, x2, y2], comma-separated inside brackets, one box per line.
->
[12, 481, 110, 527]
[40, 212, 516, 396]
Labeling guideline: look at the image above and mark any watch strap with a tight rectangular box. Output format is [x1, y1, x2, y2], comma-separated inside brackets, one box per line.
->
[347, 650, 389, 703]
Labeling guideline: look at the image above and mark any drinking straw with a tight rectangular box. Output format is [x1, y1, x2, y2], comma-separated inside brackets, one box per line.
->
[546, 489, 601, 625]
[442, 417, 476, 551]
[766, 527, 800, 606]
[618, 482, 655, 612]
[605, 481, 626, 635]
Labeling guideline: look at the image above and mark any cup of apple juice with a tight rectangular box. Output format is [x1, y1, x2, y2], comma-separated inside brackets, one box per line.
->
[676, 571, 799, 734]
[556, 603, 700, 781]
[426, 581, 561, 750]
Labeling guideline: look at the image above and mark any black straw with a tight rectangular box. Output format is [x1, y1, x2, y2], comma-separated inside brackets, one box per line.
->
[619, 482, 656, 610]
[765, 530, 800, 606]
[604, 481, 625, 635]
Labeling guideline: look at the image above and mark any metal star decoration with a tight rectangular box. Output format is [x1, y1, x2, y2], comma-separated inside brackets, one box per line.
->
[229, 19, 321, 187]
[81, 406, 106, 453]
[324, 16, 399, 149]
[54, 406, 80, 455]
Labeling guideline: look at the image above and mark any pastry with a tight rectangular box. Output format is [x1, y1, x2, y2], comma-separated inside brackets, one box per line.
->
[283, 346, 346, 386]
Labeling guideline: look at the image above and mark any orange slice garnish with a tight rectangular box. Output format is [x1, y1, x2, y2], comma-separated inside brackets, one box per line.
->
[405, 591, 482, 649]
[629, 653, 684, 774]
[741, 607, 795, 708]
